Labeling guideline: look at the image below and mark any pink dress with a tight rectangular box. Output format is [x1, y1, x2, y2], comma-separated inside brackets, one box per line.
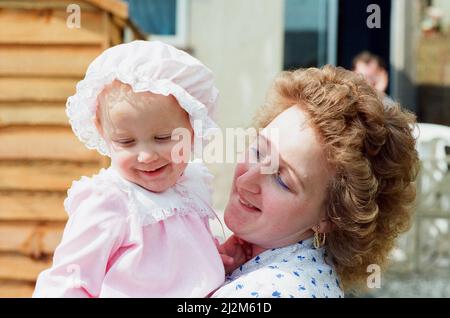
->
[33, 162, 225, 297]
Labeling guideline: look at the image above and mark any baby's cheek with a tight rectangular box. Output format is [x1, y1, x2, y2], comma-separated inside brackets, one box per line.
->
[112, 150, 134, 171]
[171, 161, 188, 179]
[167, 140, 191, 164]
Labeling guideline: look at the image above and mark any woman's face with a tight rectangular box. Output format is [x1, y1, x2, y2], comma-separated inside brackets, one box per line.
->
[224, 105, 333, 249]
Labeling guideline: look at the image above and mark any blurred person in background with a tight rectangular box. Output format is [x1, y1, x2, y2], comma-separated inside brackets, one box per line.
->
[352, 51, 394, 105]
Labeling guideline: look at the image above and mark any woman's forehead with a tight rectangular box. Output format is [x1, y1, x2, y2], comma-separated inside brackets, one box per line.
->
[261, 105, 316, 152]
[261, 105, 328, 179]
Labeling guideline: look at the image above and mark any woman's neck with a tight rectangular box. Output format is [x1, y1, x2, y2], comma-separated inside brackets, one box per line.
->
[251, 245, 267, 259]
[250, 230, 314, 259]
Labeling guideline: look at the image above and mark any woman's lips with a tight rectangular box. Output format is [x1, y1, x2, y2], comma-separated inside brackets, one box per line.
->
[138, 164, 168, 178]
[236, 194, 261, 213]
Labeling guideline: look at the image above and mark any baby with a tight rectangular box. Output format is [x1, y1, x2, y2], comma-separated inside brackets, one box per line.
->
[33, 41, 224, 297]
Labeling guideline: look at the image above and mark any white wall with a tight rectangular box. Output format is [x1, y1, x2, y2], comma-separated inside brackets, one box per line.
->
[189, 0, 284, 216]
[390, 0, 420, 112]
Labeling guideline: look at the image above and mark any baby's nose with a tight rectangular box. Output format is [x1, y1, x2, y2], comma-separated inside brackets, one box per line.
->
[137, 151, 158, 163]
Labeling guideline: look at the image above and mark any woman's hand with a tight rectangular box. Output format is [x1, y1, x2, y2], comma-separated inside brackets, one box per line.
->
[215, 235, 253, 275]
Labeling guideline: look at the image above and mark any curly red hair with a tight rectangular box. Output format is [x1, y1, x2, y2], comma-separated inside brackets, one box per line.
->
[254, 65, 419, 292]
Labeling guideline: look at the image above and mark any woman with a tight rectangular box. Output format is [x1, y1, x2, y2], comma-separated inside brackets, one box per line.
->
[212, 65, 419, 297]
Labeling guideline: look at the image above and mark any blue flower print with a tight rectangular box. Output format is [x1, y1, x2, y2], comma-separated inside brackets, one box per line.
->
[218, 239, 343, 299]
[272, 291, 281, 298]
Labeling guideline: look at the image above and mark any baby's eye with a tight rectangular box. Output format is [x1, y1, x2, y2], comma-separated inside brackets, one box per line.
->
[114, 139, 134, 145]
[155, 135, 172, 141]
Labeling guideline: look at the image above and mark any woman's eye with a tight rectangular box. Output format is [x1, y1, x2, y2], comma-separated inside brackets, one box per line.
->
[251, 147, 261, 161]
[274, 172, 290, 191]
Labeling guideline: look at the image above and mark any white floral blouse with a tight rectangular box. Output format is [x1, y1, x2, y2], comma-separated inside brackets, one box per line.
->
[211, 238, 344, 298]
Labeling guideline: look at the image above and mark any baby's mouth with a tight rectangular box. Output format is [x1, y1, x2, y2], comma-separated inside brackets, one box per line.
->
[138, 164, 168, 177]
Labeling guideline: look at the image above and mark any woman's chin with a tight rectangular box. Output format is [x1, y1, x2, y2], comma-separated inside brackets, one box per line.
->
[223, 206, 241, 235]
[223, 207, 233, 231]
[224, 203, 254, 236]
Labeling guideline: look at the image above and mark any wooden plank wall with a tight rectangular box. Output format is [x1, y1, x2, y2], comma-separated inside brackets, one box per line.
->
[0, 1, 120, 297]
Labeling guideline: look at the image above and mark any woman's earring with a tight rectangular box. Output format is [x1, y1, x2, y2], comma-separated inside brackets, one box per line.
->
[313, 225, 326, 249]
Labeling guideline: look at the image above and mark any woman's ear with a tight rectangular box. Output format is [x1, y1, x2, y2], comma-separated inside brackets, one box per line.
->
[317, 218, 333, 234]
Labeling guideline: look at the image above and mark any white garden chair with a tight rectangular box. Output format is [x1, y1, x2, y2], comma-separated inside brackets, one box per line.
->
[380, 123, 450, 297]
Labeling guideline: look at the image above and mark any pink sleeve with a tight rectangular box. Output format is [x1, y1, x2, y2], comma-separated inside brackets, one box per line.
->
[33, 181, 128, 298]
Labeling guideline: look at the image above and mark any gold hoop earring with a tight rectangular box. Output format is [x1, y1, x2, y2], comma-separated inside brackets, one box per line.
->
[313, 226, 326, 249]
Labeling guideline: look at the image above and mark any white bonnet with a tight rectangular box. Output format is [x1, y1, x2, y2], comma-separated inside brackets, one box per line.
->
[66, 40, 219, 156]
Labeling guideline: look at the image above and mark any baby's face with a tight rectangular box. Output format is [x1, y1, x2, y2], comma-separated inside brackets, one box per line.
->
[97, 83, 193, 192]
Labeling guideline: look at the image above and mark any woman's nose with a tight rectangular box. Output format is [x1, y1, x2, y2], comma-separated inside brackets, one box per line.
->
[236, 164, 261, 194]
[137, 150, 158, 163]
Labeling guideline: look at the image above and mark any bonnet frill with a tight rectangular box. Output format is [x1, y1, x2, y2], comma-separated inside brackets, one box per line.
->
[66, 40, 219, 157]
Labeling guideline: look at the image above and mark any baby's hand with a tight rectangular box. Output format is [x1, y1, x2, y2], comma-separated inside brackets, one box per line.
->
[215, 235, 253, 275]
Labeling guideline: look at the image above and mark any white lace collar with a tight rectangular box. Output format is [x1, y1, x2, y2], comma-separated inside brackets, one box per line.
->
[104, 162, 216, 226]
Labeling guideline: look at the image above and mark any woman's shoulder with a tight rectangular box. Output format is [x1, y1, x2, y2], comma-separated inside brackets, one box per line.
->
[214, 260, 343, 298]
[212, 266, 307, 298]
[268, 244, 344, 298]
[213, 242, 344, 298]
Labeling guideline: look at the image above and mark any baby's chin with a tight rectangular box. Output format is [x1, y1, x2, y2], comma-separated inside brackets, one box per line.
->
[117, 168, 177, 193]
[133, 177, 176, 193]
[139, 182, 173, 193]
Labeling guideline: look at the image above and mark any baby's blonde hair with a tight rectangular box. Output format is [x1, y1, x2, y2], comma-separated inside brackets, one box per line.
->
[95, 80, 146, 131]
